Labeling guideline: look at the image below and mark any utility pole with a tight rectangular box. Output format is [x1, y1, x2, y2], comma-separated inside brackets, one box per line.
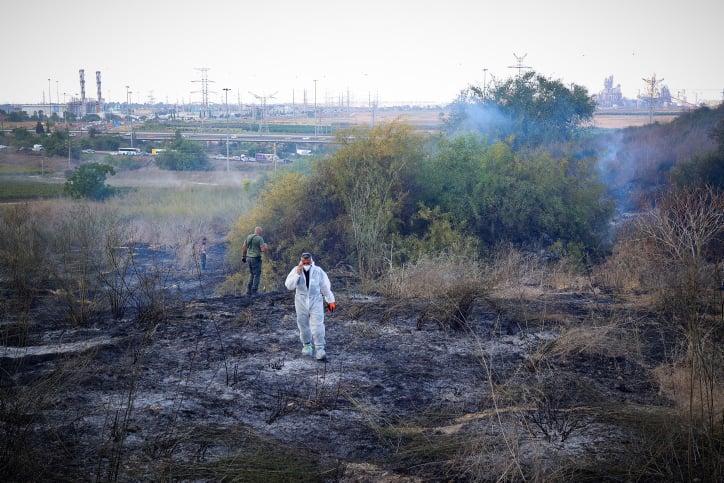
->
[248, 91, 277, 134]
[223, 87, 230, 172]
[313, 79, 318, 136]
[126, 85, 134, 148]
[642, 74, 663, 124]
[482, 68, 488, 99]
[65, 101, 71, 168]
[508, 53, 531, 77]
[192, 67, 214, 123]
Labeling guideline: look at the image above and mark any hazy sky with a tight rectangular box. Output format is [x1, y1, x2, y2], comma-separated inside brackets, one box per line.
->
[3, 0, 723, 107]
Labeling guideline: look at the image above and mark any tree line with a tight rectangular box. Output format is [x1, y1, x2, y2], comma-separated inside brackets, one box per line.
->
[228, 73, 724, 284]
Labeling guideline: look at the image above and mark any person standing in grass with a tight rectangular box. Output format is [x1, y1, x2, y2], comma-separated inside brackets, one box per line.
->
[200, 237, 208, 270]
[241, 226, 268, 296]
[285, 252, 335, 361]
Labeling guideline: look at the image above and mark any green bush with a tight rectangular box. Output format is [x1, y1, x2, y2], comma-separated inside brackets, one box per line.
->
[156, 138, 209, 171]
[64, 162, 116, 200]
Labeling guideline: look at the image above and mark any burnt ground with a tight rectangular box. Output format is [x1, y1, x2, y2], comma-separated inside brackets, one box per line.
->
[1, 242, 677, 482]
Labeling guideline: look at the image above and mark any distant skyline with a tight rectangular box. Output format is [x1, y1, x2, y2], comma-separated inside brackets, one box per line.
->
[3, 0, 723, 107]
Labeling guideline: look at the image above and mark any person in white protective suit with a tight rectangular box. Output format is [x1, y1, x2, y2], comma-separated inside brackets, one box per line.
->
[284, 252, 336, 360]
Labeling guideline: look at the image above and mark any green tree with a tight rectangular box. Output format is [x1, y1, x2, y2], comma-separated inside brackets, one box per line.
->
[419, 136, 613, 255]
[90, 134, 121, 152]
[461, 71, 595, 147]
[42, 129, 81, 159]
[11, 127, 34, 143]
[417, 133, 489, 225]
[155, 137, 209, 170]
[64, 163, 116, 200]
[35, 121, 45, 135]
[228, 171, 344, 280]
[7, 111, 30, 122]
[227, 121, 425, 282]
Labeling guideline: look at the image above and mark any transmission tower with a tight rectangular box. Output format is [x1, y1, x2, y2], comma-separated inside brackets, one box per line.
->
[192, 67, 215, 119]
[508, 53, 531, 77]
[641, 73, 663, 124]
[248, 91, 277, 133]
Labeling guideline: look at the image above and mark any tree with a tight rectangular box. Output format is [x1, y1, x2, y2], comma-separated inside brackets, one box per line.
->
[64, 163, 116, 200]
[35, 121, 45, 135]
[418, 136, 613, 255]
[156, 138, 209, 171]
[463, 71, 595, 147]
[7, 111, 30, 122]
[322, 121, 425, 279]
[228, 121, 426, 282]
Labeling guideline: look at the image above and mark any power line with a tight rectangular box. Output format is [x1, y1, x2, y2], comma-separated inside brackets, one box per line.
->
[508, 53, 531, 77]
[248, 91, 277, 134]
[641, 73, 664, 124]
[191, 67, 215, 119]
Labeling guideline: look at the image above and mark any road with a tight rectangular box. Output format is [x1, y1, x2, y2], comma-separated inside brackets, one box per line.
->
[127, 131, 336, 144]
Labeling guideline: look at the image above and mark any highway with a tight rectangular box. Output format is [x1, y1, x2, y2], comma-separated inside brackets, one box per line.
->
[128, 131, 336, 144]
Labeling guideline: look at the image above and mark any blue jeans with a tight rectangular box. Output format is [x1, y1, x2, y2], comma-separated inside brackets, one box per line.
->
[246, 257, 262, 294]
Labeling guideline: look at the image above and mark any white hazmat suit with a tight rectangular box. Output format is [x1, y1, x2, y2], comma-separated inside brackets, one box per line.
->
[284, 258, 335, 357]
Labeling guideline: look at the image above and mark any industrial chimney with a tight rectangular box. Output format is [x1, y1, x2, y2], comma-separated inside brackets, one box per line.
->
[79, 69, 86, 117]
[96, 71, 102, 114]
[79, 69, 86, 103]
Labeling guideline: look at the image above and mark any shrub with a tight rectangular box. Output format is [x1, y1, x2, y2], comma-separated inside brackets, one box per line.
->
[600, 185, 724, 481]
[64, 162, 116, 200]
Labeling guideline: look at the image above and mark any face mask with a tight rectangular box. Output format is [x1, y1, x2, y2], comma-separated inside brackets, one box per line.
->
[303, 265, 311, 272]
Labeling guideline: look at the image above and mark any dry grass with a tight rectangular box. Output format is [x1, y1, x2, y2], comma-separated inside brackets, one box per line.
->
[381, 249, 486, 299]
[530, 321, 642, 373]
[592, 113, 679, 129]
[653, 362, 724, 420]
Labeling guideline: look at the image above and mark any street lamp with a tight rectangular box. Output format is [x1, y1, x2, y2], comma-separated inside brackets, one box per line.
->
[125, 85, 131, 121]
[223, 87, 230, 172]
[64, 97, 71, 168]
[48, 78, 52, 118]
[126, 86, 134, 148]
[313, 79, 318, 136]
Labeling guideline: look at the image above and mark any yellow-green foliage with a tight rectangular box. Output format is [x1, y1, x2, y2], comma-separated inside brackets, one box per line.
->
[226, 121, 429, 287]
[320, 122, 426, 278]
[228, 172, 323, 281]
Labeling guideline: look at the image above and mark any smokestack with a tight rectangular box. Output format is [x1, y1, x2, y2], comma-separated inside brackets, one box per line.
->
[79, 69, 86, 103]
[96, 71, 102, 102]
[96, 71, 102, 114]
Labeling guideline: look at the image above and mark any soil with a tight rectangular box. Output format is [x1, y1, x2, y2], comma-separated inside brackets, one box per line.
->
[0, 240, 674, 482]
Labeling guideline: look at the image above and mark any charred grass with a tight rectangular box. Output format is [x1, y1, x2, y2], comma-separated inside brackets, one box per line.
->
[1, 204, 722, 480]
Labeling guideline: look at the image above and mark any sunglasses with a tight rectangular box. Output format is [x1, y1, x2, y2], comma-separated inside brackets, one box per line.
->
[301, 253, 312, 259]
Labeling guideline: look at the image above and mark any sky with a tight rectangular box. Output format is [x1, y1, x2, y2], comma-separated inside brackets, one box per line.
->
[2, 0, 723, 108]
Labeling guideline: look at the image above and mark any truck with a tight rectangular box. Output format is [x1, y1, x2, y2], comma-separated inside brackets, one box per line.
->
[255, 153, 279, 162]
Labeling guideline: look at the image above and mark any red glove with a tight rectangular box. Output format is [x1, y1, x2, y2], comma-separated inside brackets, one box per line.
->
[326, 302, 336, 313]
